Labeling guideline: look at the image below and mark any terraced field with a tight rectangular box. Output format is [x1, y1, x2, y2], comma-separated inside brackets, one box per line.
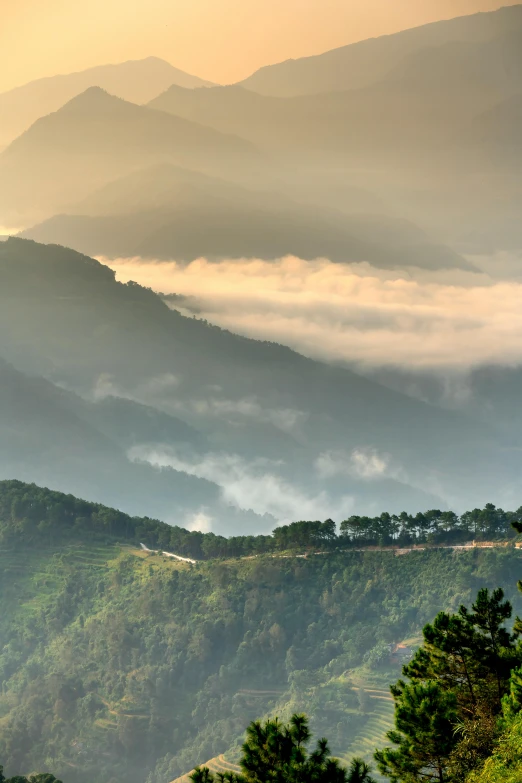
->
[0, 537, 398, 783]
[340, 689, 394, 770]
[64, 541, 118, 569]
[171, 684, 394, 783]
[0, 541, 117, 620]
[171, 754, 242, 783]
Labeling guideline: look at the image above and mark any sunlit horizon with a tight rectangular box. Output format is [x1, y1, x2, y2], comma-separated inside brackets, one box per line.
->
[1, 0, 512, 92]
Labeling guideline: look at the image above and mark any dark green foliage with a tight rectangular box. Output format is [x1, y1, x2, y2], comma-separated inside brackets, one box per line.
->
[468, 574, 522, 781]
[403, 588, 518, 716]
[1, 481, 519, 567]
[27, 777, 62, 783]
[273, 520, 337, 550]
[374, 682, 457, 783]
[3, 482, 522, 783]
[340, 505, 520, 547]
[0, 479, 272, 560]
[502, 664, 522, 722]
[191, 715, 374, 783]
[376, 589, 520, 782]
[0, 768, 61, 783]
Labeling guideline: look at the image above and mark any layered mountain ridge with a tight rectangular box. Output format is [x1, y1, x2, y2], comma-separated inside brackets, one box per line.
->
[0, 56, 214, 147]
[0, 237, 520, 526]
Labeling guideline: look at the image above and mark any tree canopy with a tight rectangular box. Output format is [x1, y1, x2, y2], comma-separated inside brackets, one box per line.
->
[1, 481, 520, 566]
[191, 715, 375, 783]
[376, 582, 522, 782]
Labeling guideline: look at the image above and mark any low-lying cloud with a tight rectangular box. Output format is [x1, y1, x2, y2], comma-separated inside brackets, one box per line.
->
[315, 448, 396, 480]
[100, 255, 522, 370]
[129, 445, 355, 523]
[93, 372, 181, 401]
[184, 510, 213, 534]
[177, 396, 307, 433]
[92, 374, 307, 435]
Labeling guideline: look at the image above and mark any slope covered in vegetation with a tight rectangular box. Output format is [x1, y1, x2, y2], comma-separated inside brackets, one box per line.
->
[1, 480, 519, 563]
[1, 481, 522, 783]
[2, 237, 520, 524]
[469, 711, 522, 783]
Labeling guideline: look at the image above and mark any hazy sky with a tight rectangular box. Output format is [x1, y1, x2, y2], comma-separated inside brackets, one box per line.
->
[1, 0, 511, 92]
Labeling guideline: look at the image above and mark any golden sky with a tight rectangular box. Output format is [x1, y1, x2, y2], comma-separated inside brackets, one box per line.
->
[0, 0, 511, 92]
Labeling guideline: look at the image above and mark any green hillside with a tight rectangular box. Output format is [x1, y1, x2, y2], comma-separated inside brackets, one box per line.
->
[2, 481, 522, 783]
[469, 710, 522, 783]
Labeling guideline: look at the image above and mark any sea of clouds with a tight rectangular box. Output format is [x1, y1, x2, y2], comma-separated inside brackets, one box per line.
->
[99, 253, 522, 371]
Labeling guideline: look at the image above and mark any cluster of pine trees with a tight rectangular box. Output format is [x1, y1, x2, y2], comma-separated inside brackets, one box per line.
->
[187, 578, 522, 782]
[2, 596, 522, 783]
[339, 505, 519, 545]
[0, 770, 60, 783]
[1, 481, 520, 563]
[4, 480, 522, 782]
[377, 585, 522, 781]
[190, 715, 374, 783]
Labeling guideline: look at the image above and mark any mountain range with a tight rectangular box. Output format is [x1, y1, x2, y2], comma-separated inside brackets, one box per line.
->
[240, 4, 522, 96]
[145, 8, 522, 251]
[1, 237, 521, 528]
[0, 7, 521, 527]
[0, 83, 473, 271]
[1, 6, 521, 257]
[21, 164, 471, 270]
[150, 45, 521, 164]
[4, 9, 522, 783]
[0, 355, 260, 531]
[0, 87, 260, 226]
[0, 56, 213, 148]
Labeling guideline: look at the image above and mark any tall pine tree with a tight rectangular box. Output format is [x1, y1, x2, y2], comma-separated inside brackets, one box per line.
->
[375, 589, 520, 783]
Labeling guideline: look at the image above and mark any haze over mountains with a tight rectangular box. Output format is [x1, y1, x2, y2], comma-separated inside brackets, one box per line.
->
[146, 6, 522, 252]
[0, 356, 236, 527]
[0, 57, 213, 148]
[151, 33, 522, 161]
[0, 87, 260, 225]
[240, 4, 522, 96]
[23, 164, 471, 270]
[2, 237, 522, 532]
[1, 4, 522, 533]
[4, 8, 522, 783]
[0, 4, 519, 260]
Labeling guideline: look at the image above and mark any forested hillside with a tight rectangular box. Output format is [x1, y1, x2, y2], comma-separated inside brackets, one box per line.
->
[4, 5, 522, 783]
[1, 481, 522, 783]
[2, 237, 521, 526]
[1, 480, 519, 561]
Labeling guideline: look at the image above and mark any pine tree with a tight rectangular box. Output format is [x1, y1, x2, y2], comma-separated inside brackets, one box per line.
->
[374, 681, 457, 783]
[191, 714, 375, 783]
[403, 588, 517, 718]
[375, 589, 521, 783]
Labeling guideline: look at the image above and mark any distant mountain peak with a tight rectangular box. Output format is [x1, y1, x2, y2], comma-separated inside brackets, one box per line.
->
[52, 87, 150, 120]
[0, 57, 216, 147]
[122, 55, 172, 65]
[61, 86, 125, 110]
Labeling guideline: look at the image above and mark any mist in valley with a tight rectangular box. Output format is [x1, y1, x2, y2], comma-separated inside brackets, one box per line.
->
[2, 4, 522, 783]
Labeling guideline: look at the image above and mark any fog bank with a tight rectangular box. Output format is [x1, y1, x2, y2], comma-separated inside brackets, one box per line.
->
[102, 255, 522, 370]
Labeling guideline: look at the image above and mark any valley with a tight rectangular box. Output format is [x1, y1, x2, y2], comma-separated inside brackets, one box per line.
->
[2, 4, 522, 782]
